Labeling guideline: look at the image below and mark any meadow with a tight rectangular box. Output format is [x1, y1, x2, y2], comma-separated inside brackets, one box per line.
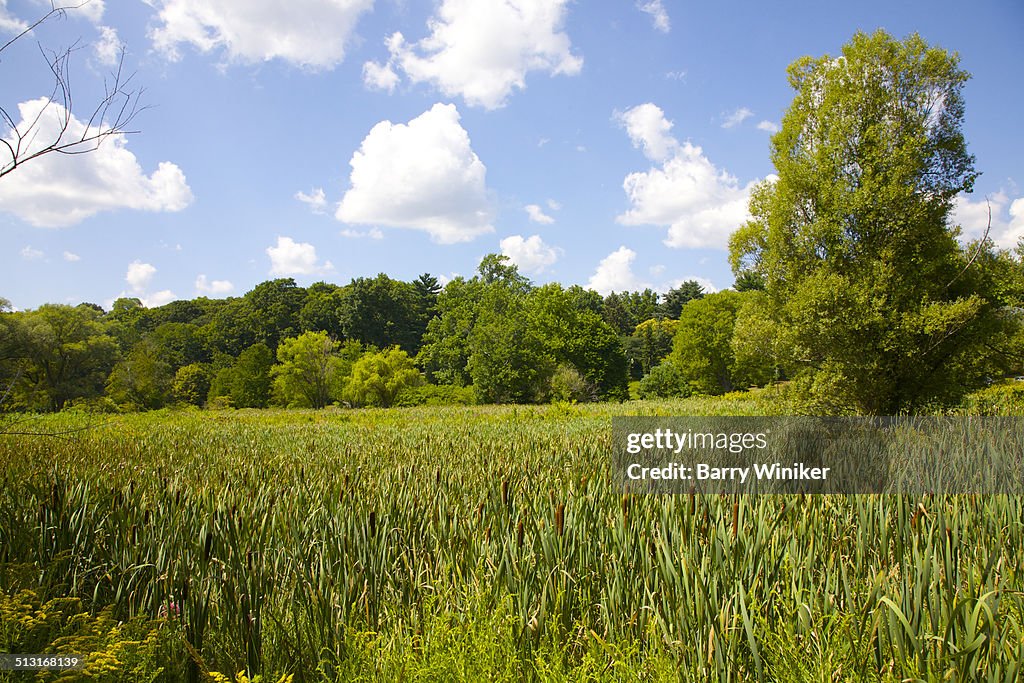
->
[1, 393, 1023, 681]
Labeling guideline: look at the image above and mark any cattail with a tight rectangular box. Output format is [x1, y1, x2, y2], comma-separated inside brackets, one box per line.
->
[621, 494, 630, 521]
[476, 501, 484, 523]
[203, 529, 214, 562]
[516, 519, 525, 548]
[732, 497, 739, 539]
[555, 503, 565, 536]
[485, 525, 491, 542]
[501, 479, 510, 507]
[369, 511, 377, 537]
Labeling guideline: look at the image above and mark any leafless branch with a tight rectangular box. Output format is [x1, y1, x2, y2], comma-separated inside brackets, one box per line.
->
[0, 1, 147, 180]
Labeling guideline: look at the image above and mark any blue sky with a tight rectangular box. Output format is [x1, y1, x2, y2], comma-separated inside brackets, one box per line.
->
[2, 0, 1022, 310]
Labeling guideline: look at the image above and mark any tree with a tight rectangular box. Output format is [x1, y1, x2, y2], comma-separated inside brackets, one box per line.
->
[338, 275, 420, 352]
[670, 291, 745, 395]
[344, 347, 423, 408]
[106, 339, 172, 410]
[659, 281, 704, 318]
[172, 363, 211, 407]
[1, 1, 144, 180]
[272, 331, 342, 409]
[728, 30, 1005, 413]
[13, 304, 117, 410]
[629, 318, 679, 378]
[208, 343, 274, 408]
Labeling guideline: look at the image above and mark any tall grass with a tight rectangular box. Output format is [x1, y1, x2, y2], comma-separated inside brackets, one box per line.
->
[1, 397, 1022, 681]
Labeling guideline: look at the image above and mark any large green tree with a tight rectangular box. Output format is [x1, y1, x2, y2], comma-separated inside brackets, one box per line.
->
[729, 30, 1006, 413]
[272, 331, 343, 409]
[344, 347, 423, 408]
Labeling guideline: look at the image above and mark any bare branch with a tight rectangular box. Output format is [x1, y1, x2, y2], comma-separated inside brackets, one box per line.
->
[945, 198, 992, 291]
[0, 1, 146, 180]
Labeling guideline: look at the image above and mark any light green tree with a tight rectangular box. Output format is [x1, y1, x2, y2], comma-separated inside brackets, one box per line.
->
[344, 347, 423, 408]
[729, 30, 1007, 413]
[272, 331, 342, 409]
[670, 291, 745, 395]
[106, 339, 173, 410]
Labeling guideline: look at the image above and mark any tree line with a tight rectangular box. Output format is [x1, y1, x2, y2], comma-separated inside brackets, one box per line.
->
[0, 259, 717, 412]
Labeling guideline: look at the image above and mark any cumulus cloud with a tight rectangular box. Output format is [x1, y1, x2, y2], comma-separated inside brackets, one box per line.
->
[616, 104, 759, 249]
[721, 107, 754, 129]
[525, 204, 555, 224]
[63, 251, 81, 262]
[363, 58, 399, 92]
[756, 120, 780, 133]
[637, 0, 670, 33]
[952, 192, 1024, 248]
[126, 260, 157, 292]
[295, 187, 327, 213]
[616, 103, 679, 162]
[266, 236, 333, 276]
[20, 246, 44, 261]
[369, 0, 582, 109]
[0, 98, 192, 227]
[149, 0, 374, 69]
[142, 290, 177, 307]
[195, 274, 234, 296]
[587, 246, 650, 295]
[500, 234, 561, 274]
[0, 0, 26, 33]
[336, 103, 493, 244]
[94, 25, 121, 66]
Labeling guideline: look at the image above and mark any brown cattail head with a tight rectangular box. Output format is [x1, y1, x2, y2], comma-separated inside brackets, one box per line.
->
[203, 529, 214, 562]
[516, 519, 525, 548]
[555, 503, 565, 537]
[501, 479, 510, 507]
[732, 497, 739, 539]
[369, 511, 377, 537]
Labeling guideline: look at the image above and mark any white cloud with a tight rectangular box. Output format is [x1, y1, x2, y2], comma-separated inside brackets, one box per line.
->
[952, 192, 1024, 248]
[126, 260, 157, 293]
[149, 0, 374, 69]
[637, 0, 670, 33]
[756, 120, 780, 133]
[94, 25, 121, 66]
[378, 0, 582, 109]
[721, 107, 754, 129]
[665, 70, 687, 81]
[340, 227, 384, 239]
[587, 246, 650, 295]
[195, 274, 234, 296]
[77, 0, 106, 24]
[546, 198, 561, 211]
[63, 251, 81, 262]
[669, 275, 718, 294]
[20, 245, 43, 260]
[499, 234, 560, 273]
[143, 290, 177, 307]
[616, 103, 678, 162]
[363, 59, 399, 92]
[0, 0, 26, 33]
[266, 236, 333, 276]
[336, 103, 493, 244]
[617, 106, 759, 249]
[525, 203, 555, 224]
[295, 187, 327, 213]
[0, 98, 192, 227]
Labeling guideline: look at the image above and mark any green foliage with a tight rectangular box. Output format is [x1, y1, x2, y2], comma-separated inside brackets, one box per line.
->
[106, 338, 174, 410]
[628, 318, 679, 379]
[670, 291, 746, 395]
[173, 363, 212, 407]
[271, 331, 343, 409]
[729, 30, 1006, 414]
[637, 361, 688, 399]
[0, 590, 168, 682]
[339, 274, 422, 353]
[208, 343, 274, 408]
[729, 291, 787, 388]
[528, 283, 629, 400]
[658, 280, 704, 319]
[548, 364, 592, 403]
[468, 285, 554, 404]
[393, 383, 475, 407]
[956, 381, 1024, 416]
[417, 276, 484, 386]
[344, 346, 423, 408]
[7, 304, 117, 411]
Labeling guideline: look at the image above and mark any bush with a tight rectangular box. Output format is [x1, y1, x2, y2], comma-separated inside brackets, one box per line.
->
[394, 384, 476, 407]
[958, 381, 1024, 415]
[637, 361, 689, 399]
[549, 364, 594, 403]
